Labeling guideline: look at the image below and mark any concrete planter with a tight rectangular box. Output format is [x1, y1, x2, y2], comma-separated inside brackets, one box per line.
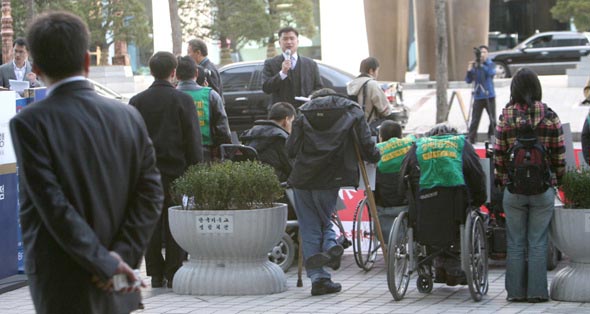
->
[550, 206, 590, 302]
[168, 204, 288, 295]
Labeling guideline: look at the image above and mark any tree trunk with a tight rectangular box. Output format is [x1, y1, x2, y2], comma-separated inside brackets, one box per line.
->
[169, 0, 182, 55]
[435, 0, 448, 124]
[1, 0, 13, 64]
[25, 0, 34, 26]
[99, 43, 110, 65]
[266, 36, 276, 58]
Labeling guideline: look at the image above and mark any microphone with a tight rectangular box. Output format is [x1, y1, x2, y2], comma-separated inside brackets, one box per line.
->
[285, 49, 291, 61]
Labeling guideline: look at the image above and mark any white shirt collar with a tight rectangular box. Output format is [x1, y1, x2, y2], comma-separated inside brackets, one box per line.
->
[46, 76, 86, 96]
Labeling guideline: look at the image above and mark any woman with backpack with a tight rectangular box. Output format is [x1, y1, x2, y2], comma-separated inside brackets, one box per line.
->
[493, 68, 566, 303]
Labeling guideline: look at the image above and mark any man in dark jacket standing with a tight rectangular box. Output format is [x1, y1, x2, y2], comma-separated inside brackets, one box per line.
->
[262, 26, 323, 108]
[241, 102, 296, 182]
[11, 12, 163, 314]
[287, 88, 380, 296]
[187, 38, 223, 99]
[130, 52, 204, 289]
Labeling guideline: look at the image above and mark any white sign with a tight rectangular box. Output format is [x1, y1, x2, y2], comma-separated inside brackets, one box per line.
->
[196, 215, 234, 234]
[0, 92, 16, 165]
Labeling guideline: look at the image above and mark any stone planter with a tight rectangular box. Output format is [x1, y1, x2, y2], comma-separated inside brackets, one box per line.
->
[169, 204, 288, 295]
[550, 206, 590, 302]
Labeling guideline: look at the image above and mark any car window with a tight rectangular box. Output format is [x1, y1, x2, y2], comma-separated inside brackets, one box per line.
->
[220, 65, 254, 92]
[319, 64, 354, 89]
[552, 38, 587, 47]
[528, 35, 552, 48]
[251, 64, 264, 90]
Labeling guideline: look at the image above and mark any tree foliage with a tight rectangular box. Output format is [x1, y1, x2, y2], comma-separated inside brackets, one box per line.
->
[10, 0, 150, 65]
[551, 0, 590, 31]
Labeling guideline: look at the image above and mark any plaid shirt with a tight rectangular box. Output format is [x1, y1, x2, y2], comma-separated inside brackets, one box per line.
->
[493, 101, 565, 187]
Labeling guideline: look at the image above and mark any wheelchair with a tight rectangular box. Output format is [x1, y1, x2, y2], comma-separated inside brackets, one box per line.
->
[220, 144, 351, 273]
[386, 186, 489, 302]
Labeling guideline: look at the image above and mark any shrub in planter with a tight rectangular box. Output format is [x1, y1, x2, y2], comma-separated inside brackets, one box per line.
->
[172, 160, 284, 211]
[560, 168, 590, 209]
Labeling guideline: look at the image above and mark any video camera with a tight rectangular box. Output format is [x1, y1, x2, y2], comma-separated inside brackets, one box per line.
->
[473, 47, 482, 65]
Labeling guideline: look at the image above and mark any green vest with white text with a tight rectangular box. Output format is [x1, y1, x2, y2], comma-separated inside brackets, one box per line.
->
[184, 88, 212, 145]
[416, 134, 465, 189]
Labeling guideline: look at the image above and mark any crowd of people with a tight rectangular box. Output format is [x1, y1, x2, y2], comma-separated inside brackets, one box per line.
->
[9, 11, 581, 313]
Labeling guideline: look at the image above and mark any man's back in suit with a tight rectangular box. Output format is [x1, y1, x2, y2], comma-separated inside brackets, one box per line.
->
[11, 12, 163, 314]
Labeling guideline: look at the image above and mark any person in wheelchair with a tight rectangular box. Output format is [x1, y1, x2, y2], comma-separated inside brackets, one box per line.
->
[287, 88, 380, 296]
[399, 124, 486, 286]
[241, 102, 296, 183]
[375, 120, 414, 243]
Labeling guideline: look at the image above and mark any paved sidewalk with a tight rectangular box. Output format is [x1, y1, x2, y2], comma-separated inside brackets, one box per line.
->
[1, 252, 589, 314]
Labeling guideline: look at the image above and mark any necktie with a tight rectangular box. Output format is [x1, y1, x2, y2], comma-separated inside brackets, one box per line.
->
[291, 56, 296, 69]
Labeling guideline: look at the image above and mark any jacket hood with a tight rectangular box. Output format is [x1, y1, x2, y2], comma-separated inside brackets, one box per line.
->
[501, 101, 549, 128]
[241, 120, 288, 151]
[346, 76, 372, 96]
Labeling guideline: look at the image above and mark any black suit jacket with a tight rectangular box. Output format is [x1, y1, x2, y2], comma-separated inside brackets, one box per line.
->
[130, 80, 204, 180]
[10, 79, 164, 314]
[262, 54, 323, 107]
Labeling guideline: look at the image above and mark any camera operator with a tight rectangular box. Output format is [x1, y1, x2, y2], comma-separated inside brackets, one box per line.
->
[465, 45, 496, 144]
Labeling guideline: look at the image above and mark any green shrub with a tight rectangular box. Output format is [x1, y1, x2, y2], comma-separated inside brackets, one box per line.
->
[172, 160, 284, 210]
[561, 168, 590, 209]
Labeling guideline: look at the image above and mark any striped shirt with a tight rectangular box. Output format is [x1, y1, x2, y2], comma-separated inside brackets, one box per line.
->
[493, 101, 566, 187]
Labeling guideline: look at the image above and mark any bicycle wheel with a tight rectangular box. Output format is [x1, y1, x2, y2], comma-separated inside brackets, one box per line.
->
[387, 211, 411, 300]
[352, 197, 380, 271]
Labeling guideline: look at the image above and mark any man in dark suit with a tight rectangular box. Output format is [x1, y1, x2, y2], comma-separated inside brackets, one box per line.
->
[130, 52, 204, 289]
[10, 12, 163, 314]
[0, 38, 43, 88]
[262, 26, 323, 108]
[187, 38, 224, 99]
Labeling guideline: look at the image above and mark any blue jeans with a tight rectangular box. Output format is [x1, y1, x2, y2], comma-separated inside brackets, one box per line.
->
[503, 187, 554, 299]
[292, 188, 340, 282]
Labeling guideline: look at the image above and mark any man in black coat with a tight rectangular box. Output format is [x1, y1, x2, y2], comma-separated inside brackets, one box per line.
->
[10, 12, 163, 314]
[130, 52, 204, 289]
[262, 26, 323, 108]
[187, 38, 223, 99]
[287, 88, 380, 296]
[241, 102, 296, 182]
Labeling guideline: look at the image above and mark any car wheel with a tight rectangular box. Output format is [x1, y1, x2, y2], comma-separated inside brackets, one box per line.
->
[495, 62, 509, 78]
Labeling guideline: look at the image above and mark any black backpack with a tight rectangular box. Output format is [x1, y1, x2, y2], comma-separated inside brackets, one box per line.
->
[506, 114, 551, 195]
[348, 79, 371, 104]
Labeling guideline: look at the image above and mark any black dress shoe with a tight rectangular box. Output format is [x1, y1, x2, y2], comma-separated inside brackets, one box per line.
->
[326, 244, 344, 270]
[311, 278, 342, 296]
[527, 297, 548, 303]
[151, 276, 166, 288]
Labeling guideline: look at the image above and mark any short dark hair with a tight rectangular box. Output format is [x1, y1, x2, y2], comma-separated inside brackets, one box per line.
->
[176, 55, 197, 81]
[26, 11, 88, 80]
[149, 51, 178, 80]
[479, 45, 489, 51]
[510, 68, 542, 106]
[13, 38, 28, 49]
[268, 102, 296, 121]
[360, 57, 380, 74]
[188, 39, 208, 57]
[196, 65, 210, 86]
[426, 123, 458, 137]
[278, 26, 299, 38]
[379, 120, 402, 141]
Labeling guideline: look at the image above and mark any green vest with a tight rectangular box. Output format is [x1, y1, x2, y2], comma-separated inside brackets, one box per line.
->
[377, 135, 415, 174]
[416, 134, 465, 189]
[184, 88, 212, 145]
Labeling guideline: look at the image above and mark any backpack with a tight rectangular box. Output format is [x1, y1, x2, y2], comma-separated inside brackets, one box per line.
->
[348, 79, 371, 104]
[505, 113, 551, 195]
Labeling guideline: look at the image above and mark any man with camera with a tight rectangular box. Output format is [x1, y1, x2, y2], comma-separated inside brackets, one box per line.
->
[465, 45, 496, 144]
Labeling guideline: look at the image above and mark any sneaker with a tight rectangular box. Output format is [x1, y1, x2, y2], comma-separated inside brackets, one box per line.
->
[326, 244, 344, 270]
[311, 278, 342, 296]
[434, 267, 446, 283]
[305, 252, 331, 269]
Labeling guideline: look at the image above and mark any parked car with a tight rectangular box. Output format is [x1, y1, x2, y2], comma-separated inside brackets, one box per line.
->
[88, 78, 129, 104]
[219, 60, 355, 132]
[488, 31, 590, 78]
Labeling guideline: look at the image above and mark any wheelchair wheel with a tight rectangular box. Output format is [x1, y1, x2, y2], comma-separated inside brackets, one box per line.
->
[268, 232, 296, 272]
[463, 211, 489, 301]
[416, 275, 433, 293]
[387, 211, 411, 301]
[352, 197, 380, 271]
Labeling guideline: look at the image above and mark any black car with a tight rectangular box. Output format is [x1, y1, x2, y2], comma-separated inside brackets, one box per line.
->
[489, 31, 590, 78]
[219, 60, 354, 132]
